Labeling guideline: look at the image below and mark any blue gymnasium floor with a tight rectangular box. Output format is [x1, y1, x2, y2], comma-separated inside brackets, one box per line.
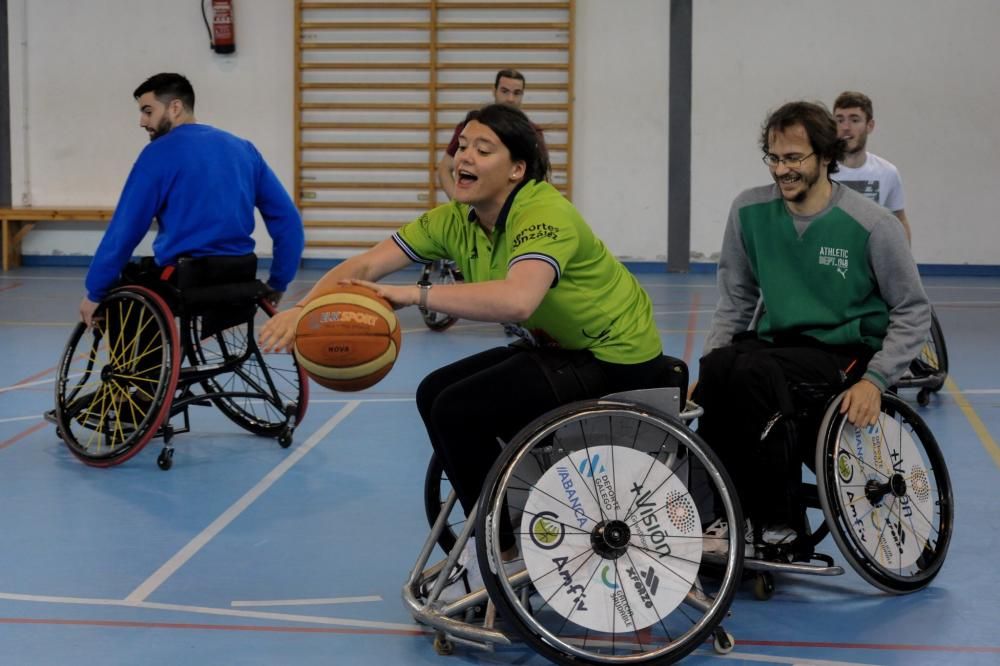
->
[1, 265, 998, 665]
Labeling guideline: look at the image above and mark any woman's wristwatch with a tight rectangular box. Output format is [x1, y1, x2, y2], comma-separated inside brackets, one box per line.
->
[417, 281, 432, 313]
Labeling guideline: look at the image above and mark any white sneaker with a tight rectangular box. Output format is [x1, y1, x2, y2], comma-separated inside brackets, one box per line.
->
[432, 568, 474, 603]
[703, 517, 754, 556]
[436, 540, 524, 603]
[433, 540, 477, 603]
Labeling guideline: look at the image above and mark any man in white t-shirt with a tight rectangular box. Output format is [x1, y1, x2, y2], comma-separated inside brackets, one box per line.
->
[831, 91, 911, 242]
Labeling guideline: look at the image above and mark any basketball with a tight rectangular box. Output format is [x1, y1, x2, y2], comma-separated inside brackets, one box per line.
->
[293, 285, 402, 392]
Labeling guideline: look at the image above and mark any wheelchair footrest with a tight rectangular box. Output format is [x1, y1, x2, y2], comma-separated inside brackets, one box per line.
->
[743, 553, 844, 577]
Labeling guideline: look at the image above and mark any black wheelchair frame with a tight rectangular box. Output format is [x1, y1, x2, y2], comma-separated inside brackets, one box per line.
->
[50, 256, 308, 470]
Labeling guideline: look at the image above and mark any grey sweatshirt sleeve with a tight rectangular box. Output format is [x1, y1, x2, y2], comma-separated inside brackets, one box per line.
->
[863, 217, 931, 390]
[703, 196, 760, 355]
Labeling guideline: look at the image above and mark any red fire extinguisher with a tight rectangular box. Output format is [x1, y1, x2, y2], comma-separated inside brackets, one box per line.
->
[202, 0, 236, 54]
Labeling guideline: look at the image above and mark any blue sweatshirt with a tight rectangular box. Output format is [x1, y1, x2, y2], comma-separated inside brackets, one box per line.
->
[85, 124, 304, 301]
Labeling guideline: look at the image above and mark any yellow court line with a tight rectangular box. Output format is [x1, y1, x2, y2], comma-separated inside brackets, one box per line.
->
[946, 376, 1000, 469]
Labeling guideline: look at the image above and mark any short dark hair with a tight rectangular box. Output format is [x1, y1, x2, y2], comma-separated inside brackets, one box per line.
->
[463, 104, 549, 183]
[494, 69, 526, 89]
[760, 101, 845, 175]
[133, 73, 195, 112]
[833, 91, 874, 122]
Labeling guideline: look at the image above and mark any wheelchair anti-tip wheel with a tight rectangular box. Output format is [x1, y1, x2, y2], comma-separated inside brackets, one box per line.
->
[419, 260, 463, 331]
[816, 391, 954, 593]
[475, 400, 744, 665]
[54, 286, 180, 467]
[184, 298, 308, 438]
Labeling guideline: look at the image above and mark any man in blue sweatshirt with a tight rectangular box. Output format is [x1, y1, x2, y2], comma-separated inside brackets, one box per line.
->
[80, 72, 304, 326]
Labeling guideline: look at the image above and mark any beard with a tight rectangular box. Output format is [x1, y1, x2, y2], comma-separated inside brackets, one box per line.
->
[845, 133, 868, 156]
[149, 117, 173, 142]
[775, 167, 821, 203]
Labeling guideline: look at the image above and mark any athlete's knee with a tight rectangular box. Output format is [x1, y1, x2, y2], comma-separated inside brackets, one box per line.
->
[415, 367, 462, 420]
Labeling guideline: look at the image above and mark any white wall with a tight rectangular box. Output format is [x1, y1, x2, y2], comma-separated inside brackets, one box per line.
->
[573, 0, 670, 262]
[8, 0, 294, 258]
[7, 0, 1000, 266]
[691, 0, 1000, 265]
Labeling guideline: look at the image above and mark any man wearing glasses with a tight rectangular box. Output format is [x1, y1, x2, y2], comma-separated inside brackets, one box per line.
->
[694, 101, 930, 554]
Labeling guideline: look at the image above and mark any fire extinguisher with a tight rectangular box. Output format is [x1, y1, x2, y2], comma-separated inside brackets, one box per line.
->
[202, 0, 236, 54]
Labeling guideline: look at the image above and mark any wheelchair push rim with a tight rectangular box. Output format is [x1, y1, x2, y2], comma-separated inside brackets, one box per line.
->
[54, 286, 180, 467]
[476, 400, 744, 665]
[815, 391, 954, 593]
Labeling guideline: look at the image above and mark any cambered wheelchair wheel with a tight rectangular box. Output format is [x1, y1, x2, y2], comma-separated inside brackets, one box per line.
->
[815, 392, 953, 593]
[423, 452, 466, 554]
[419, 260, 463, 331]
[54, 286, 180, 467]
[476, 400, 743, 665]
[899, 308, 949, 406]
[183, 299, 308, 437]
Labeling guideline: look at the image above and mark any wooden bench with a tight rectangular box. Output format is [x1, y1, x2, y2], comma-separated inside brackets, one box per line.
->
[0, 207, 114, 271]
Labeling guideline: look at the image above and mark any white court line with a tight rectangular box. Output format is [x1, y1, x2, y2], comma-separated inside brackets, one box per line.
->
[0, 414, 45, 424]
[125, 402, 360, 603]
[309, 397, 413, 404]
[0, 376, 58, 394]
[231, 595, 382, 608]
[693, 648, 878, 666]
[0, 397, 409, 423]
[0, 591, 418, 632]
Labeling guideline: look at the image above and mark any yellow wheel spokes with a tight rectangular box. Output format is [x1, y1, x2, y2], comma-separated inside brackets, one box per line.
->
[72, 296, 167, 454]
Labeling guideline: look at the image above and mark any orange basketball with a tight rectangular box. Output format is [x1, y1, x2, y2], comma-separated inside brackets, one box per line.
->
[293, 285, 402, 392]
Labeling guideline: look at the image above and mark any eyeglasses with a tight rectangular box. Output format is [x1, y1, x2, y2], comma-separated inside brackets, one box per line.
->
[762, 152, 815, 168]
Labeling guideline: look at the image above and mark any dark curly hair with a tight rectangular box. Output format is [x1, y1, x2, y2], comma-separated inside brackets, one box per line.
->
[760, 101, 845, 175]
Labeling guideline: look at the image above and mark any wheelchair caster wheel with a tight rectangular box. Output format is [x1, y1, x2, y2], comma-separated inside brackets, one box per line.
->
[753, 572, 775, 601]
[433, 633, 454, 656]
[713, 627, 735, 654]
[157, 448, 174, 471]
[278, 429, 293, 449]
[917, 388, 931, 406]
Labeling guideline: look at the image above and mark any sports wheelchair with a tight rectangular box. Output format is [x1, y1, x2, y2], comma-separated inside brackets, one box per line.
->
[735, 381, 953, 600]
[406, 379, 953, 663]
[896, 308, 949, 406]
[50, 255, 308, 470]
